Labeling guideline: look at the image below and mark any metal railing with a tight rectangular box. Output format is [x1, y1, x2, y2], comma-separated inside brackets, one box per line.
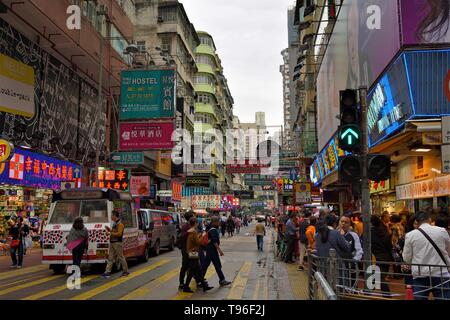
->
[307, 250, 450, 301]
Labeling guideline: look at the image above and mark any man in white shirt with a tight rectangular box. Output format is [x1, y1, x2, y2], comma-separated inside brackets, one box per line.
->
[403, 211, 450, 300]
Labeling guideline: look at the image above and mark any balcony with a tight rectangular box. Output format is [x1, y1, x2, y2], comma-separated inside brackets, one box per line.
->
[194, 122, 213, 133]
[196, 44, 215, 57]
[195, 103, 219, 122]
[197, 63, 215, 75]
[195, 83, 216, 95]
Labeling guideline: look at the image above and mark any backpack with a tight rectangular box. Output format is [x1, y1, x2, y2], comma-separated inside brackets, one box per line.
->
[299, 220, 309, 244]
[200, 231, 209, 247]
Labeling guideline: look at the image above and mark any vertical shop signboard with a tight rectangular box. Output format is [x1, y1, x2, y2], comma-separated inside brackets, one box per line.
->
[442, 116, 450, 173]
[120, 69, 176, 120]
[130, 176, 150, 196]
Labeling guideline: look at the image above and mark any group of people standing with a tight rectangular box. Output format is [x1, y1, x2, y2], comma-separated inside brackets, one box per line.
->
[219, 214, 244, 237]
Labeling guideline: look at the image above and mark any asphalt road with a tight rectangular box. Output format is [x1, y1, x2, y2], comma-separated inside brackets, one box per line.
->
[0, 223, 308, 300]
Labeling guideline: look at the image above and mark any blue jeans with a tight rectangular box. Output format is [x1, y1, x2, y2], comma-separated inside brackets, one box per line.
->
[202, 248, 225, 282]
[10, 242, 24, 266]
[413, 277, 450, 300]
[256, 235, 264, 251]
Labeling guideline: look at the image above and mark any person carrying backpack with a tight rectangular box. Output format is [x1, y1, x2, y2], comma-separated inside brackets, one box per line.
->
[298, 211, 311, 270]
[201, 216, 232, 287]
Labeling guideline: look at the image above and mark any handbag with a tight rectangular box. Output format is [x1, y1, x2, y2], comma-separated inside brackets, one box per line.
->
[188, 251, 199, 259]
[10, 239, 20, 249]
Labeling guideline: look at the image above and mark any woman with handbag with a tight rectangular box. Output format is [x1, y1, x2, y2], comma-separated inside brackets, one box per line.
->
[9, 216, 29, 268]
[67, 217, 89, 268]
[183, 217, 214, 293]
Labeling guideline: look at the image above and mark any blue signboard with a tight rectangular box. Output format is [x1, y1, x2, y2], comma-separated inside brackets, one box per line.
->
[368, 49, 450, 148]
[0, 148, 81, 190]
[367, 54, 414, 148]
[120, 69, 176, 120]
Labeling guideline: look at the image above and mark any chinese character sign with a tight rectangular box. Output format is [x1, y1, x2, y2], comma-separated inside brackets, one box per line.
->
[90, 168, 130, 191]
[119, 121, 175, 150]
[130, 176, 150, 196]
[120, 69, 175, 120]
[0, 148, 80, 189]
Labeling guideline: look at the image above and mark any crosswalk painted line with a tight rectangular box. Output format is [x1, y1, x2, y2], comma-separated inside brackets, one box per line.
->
[120, 267, 180, 300]
[172, 267, 216, 300]
[0, 274, 65, 296]
[226, 261, 252, 300]
[0, 272, 50, 290]
[21, 274, 99, 300]
[0, 264, 48, 281]
[70, 259, 170, 300]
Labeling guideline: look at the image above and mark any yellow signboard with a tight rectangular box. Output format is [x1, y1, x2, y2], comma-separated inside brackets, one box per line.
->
[0, 139, 14, 163]
[370, 179, 391, 194]
[0, 53, 35, 117]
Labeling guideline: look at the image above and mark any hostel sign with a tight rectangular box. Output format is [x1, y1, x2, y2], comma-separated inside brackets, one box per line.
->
[120, 69, 175, 120]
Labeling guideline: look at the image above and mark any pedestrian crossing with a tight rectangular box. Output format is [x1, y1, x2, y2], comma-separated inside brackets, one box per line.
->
[0, 229, 308, 300]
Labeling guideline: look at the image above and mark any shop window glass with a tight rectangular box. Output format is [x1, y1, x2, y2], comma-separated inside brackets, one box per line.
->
[80, 200, 108, 223]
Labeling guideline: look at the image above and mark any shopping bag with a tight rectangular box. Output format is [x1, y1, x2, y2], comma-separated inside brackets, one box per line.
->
[25, 236, 33, 249]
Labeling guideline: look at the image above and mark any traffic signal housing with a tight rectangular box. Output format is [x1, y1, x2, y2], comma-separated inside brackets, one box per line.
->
[368, 155, 391, 182]
[338, 89, 361, 152]
[339, 154, 391, 182]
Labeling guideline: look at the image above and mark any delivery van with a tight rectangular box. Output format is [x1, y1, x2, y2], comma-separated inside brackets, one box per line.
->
[42, 188, 150, 273]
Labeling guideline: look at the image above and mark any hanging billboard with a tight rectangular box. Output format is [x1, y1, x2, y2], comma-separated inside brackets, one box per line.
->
[120, 69, 175, 120]
[119, 121, 175, 150]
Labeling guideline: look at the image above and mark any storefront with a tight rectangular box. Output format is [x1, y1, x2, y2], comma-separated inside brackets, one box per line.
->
[0, 148, 81, 241]
[370, 179, 397, 215]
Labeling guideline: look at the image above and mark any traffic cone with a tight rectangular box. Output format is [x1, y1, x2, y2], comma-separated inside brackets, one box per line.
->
[405, 285, 414, 300]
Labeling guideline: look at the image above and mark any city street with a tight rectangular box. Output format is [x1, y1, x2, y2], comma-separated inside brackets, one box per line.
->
[0, 223, 307, 300]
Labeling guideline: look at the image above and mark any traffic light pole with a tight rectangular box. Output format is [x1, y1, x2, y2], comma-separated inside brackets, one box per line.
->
[359, 87, 372, 285]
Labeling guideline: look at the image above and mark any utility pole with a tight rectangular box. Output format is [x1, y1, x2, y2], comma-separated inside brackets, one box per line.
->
[359, 86, 372, 280]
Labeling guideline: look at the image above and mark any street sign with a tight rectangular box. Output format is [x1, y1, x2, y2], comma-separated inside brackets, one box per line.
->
[289, 168, 298, 181]
[110, 152, 144, 165]
[294, 182, 311, 204]
[442, 144, 450, 173]
[73, 168, 81, 179]
[442, 116, 450, 145]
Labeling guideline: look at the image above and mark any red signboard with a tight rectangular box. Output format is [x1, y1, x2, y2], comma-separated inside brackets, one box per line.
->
[119, 121, 174, 150]
[226, 161, 270, 174]
[172, 181, 182, 202]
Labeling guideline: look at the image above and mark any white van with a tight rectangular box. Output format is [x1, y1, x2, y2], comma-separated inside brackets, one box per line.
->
[42, 188, 150, 273]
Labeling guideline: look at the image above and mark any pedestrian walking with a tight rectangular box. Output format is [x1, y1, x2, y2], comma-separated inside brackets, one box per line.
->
[221, 215, 227, 237]
[183, 217, 214, 293]
[298, 211, 311, 270]
[403, 211, 450, 300]
[227, 215, 235, 237]
[202, 217, 232, 287]
[66, 217, 89, 269]
[103, 211, 129, 278]
[9, 216, 29, 268]
[178, 211, 194, 289]
[254, 218, 266, 251]
[371, 215, 393, 296]
[284, 213, 299, 263]
[235, 217, 241, 234]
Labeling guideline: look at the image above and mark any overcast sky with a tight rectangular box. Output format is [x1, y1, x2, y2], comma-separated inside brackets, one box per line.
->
[181, 0, 294, 129]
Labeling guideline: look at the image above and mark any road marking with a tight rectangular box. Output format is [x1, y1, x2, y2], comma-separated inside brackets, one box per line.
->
[0, 272, 49, 290]
[21, 275, 99, 300]
[252, 277, 261, 300]
[172, 267, 216, 300]
[0, 274, 65, 296]
[226, 261, 252, 300]
[0, 264, 48, 281]
[120, 267, 180, 300]
[70, 259, 170, 300]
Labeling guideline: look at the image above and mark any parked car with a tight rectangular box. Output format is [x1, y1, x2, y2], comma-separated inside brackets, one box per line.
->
[138, 209, 177, 256]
